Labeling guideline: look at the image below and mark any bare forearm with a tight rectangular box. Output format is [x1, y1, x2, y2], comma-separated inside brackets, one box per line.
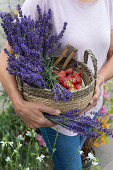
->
[0, 41, 23, 106]
[97, 55, 113, 87]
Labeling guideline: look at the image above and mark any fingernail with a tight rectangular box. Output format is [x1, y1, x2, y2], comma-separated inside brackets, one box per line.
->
[90, 99, 93, 105]
[56, 109, 61, 115]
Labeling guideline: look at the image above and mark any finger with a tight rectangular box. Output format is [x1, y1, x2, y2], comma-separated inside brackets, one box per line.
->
[23, 120, 35, 129]
[83, 102, 97, 113]
[25, 112, 56, 128]
[41, 118, 57, 127]
[89, 87, 101, 104]
[91, 92, 101, 103]
[27, 101, 61, 115]
[39, 104, 61, 115]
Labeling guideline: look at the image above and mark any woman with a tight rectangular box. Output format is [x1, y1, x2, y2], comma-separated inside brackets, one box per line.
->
[0, 0, 113, 169]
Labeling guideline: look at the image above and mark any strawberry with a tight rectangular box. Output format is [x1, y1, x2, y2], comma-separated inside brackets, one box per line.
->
[76, 75, 82, 84]
[67, 75, 72, 81]
[53, 69, 58, 74]
[72, 77, 77, 85]
[59, 75, 72, 83]
[57, 70, 66, 79]
[71, 84, 75, 88]
[73, 72, 81, 78]
[61, 81, 69, 89]
[72, 75, 82, 84]
[61, 79, 72, 89]
[66, 68, 73, 76]
[58, 77, 66, 82]
[59, 70, 66, 76]
[75, 84, 81, 90]
[53, 69, 58, 77]
[68, 86, 76, 92]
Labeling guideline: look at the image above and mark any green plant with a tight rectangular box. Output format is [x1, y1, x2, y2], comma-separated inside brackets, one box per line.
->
[0, 104, 51, 169]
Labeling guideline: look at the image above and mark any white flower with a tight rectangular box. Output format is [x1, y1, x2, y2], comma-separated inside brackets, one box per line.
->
[26, 168, 30, 170]
[36, 157, 42, 162]
[14, 149, 17, 153]
[87, 152, 96, 160]
[0, 141, 5, 147]
[32, 129, 36, 137]
[26, 131, 31, 137]
[79, 150, 84, 155]
[19, 164, 22, 167]
[5, 157, 11, 162]
[19, 144, 22, 148]
[36, 154, 45, 162]
[92, 160, 99, 166]
[26, 130, 36, 137]
[17, 135, 24, 141]
[9, 142, 13, 147]
[40, 154, 45, 159]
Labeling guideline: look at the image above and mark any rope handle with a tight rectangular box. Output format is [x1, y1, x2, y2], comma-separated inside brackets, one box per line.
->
[54, 44, 78, 70]
[84, 49, 97, 88]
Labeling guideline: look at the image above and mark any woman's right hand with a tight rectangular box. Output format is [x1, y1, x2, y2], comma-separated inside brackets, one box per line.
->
[13, 99, 61, 129]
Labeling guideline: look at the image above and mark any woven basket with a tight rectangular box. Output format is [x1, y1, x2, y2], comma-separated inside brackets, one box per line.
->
[15, 44, 97, 113]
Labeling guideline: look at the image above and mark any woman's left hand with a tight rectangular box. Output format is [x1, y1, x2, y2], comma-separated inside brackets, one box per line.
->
[82, 84, 101, 113]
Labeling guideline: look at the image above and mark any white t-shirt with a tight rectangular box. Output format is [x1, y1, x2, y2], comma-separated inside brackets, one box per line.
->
[21, 0, 113, 136]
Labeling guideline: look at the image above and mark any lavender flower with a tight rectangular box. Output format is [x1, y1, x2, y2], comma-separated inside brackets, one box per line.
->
[0, 4, 69, 101]
[44, 110, 113, 138]
[52, 84, 73, 102]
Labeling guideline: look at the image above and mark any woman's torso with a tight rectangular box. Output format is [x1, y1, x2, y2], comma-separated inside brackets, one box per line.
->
[21, 0, 113, 136]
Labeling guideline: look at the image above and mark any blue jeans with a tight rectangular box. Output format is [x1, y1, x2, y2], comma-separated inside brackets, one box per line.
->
[40, 115, 97, 170]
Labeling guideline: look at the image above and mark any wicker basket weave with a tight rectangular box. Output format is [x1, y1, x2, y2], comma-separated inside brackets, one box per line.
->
[15, 45, 97, 113]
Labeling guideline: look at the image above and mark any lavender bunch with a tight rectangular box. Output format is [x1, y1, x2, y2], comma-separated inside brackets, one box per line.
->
[44, 110, 113, 137]
[52, 84, 73, 102]
[0, 5, 72, 101]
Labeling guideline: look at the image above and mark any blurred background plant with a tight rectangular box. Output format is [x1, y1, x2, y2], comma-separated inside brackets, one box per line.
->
[82, 79, 113, 165]
[0, 106, 51, 169]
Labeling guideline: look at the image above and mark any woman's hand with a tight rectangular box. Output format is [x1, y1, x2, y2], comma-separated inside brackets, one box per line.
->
[13, 99, 60, 129]
[77, 76, 103, 116]
[82, 83, 101, 113]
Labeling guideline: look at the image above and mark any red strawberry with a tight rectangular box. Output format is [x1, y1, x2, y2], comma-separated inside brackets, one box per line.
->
[58, 77, 68, 84]
[76, 76, 82, 84]
[75, 84, 81, 90]
[72, 78, 77, 85]
[57, 70, 66, 80]
[68, 86, 76, 92]
[73, 72, 81, 78]
[66, 68, 73, 76]
[71, 84, 75, 88]
[59, 70, 66, 76]
[53, 69, 58, 74]
[67, 75, 72, 81]
[61, 80, 72, 89]
[57, 74, 66, 81]
[53, 69, 58, 77]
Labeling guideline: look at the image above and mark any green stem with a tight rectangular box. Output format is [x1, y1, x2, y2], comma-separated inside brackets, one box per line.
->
[48, 128, 59, 170]
[25, 137, 32, 168]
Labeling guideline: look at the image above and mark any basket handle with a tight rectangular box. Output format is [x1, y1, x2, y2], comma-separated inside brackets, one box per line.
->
[84, 49, 97, 87]
[54, 44, 78, 70]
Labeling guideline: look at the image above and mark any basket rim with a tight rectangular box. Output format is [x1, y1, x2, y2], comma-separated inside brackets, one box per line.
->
[22, 59, 96, 94]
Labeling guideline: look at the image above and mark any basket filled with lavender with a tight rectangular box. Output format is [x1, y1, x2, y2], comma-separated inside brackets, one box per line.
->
[1, 4, 113, 137]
